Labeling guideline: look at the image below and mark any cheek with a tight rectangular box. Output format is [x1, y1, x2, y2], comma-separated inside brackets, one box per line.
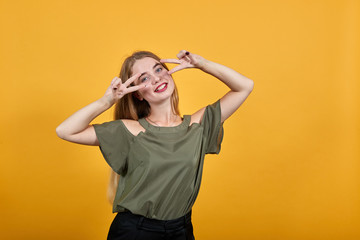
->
[139, 85, 152, 95]
[163, 71, 174, 83]
[160, 69, 170, 77]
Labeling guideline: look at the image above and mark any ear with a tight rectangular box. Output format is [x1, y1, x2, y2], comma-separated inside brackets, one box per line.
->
[133, 92, 143, 101]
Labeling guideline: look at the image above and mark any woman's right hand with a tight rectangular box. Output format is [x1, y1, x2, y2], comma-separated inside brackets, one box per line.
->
[56, 73, 146, 146]
[102, 73, 146, 106]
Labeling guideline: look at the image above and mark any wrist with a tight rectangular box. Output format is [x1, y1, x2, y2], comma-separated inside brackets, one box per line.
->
[98, 96, 114, 109]
[198, 59, 214, 73]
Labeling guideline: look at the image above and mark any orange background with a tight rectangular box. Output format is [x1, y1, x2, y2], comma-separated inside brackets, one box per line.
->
[1, 0, 359, 239]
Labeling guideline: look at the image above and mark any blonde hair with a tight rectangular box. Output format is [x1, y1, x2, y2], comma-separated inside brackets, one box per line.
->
[114, 51, 180, 120]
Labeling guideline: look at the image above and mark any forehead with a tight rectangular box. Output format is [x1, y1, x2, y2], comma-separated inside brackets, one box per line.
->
[132, 57, 159, 74]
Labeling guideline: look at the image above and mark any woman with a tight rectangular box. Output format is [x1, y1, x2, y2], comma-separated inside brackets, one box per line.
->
[56, 50, 254, 240]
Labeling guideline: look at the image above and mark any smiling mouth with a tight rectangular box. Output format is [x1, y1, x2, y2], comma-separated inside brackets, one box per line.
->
[155, 83, 167, 92]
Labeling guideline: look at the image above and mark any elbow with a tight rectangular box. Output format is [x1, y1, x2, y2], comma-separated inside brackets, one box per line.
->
[55, 126, 63, 139]
[236, 78, 254, 93]
[242, 80, 254, 94]
[248, 80, 254, 92]
[55, 125, 66, 140]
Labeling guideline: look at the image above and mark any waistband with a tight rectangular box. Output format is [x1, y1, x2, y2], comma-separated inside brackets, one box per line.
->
[122, 210, 192, 232]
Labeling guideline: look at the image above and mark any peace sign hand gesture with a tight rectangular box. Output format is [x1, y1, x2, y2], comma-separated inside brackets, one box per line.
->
[160, 50, 206, 75]
[103, 73, 145, 106]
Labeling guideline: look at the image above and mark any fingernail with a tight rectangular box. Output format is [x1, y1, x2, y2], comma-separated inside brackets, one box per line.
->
[185, 51, 190, 55]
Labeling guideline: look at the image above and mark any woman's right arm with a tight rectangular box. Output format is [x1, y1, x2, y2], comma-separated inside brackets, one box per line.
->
[55, 73, 144, 146]
[55, 97, 111, 146]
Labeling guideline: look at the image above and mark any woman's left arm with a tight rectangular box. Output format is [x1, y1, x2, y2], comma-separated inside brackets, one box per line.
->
[161, 50, 254, 122]
[200, 59, 254, 122]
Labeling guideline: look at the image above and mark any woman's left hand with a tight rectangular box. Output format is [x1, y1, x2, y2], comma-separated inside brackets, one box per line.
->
[160, 50, 206, 74]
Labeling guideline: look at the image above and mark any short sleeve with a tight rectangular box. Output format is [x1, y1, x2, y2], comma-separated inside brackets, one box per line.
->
[201, 99, 224, 154]
[93, 120, 132, 175]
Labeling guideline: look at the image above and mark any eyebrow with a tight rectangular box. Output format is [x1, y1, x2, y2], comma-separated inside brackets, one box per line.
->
[137, 63, 162, 81]
[153, 63, 161, 69]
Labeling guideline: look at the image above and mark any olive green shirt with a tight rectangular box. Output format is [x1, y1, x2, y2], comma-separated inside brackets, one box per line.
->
[93, 99, 224, 220]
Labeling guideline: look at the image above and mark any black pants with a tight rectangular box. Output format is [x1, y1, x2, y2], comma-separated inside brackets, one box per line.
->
[107, 210, 195, 240]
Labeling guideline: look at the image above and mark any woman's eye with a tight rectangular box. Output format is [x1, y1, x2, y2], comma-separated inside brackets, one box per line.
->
[156, 67, 162, 73]
[141, 77, 149, 82]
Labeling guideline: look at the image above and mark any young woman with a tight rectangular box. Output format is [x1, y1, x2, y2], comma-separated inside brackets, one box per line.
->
[56, 50, 254, 240]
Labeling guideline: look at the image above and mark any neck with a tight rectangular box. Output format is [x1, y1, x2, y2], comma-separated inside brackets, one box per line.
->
[146, 100, 180, 126]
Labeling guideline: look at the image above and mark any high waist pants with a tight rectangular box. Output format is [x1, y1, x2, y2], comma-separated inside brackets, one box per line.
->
[107, 210, 195, 240]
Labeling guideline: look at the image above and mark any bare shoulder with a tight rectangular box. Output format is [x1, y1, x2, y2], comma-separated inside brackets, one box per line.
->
[121, 119, 145, 136]
[190, 107, 206, 125]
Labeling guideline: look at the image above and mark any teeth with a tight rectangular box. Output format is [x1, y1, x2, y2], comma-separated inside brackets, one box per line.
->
[156, 84, 166, 92]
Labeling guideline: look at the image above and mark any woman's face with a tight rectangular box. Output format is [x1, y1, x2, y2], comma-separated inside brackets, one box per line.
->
[132, 57, 175, 104]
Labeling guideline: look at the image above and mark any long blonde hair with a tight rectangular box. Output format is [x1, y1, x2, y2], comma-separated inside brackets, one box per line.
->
[114, 51, 180, 120]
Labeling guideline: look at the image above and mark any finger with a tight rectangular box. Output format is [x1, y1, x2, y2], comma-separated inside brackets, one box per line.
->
[168, 65, 186, 75]
[110, 77, 118, 85]
[160, 59, 181, 64]
[124, 73, 141, 87]
[126, 83, 147, 93]
[111, 77, 121, 87]
[112, 77, 122, 90]
[176, 50, 188, 59]
[186, 52, 196, 62]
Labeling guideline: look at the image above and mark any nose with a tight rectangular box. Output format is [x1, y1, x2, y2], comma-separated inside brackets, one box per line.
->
[152, 75, 160, 84]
